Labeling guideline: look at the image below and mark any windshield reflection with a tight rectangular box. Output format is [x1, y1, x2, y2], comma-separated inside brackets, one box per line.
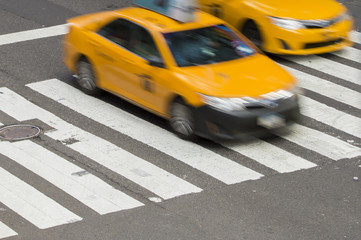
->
[163, 25, 256, 67]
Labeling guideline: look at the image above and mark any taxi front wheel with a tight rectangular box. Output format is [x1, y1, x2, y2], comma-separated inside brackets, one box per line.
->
[170, 99, 197, 140]
[76, 58, 102, 96]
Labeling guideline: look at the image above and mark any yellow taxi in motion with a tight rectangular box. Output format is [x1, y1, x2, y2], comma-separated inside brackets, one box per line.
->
[63, 1, 300, 140]
[200, 0, 354, 54]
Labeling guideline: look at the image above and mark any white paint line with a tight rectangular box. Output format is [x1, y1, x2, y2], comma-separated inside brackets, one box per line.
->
[350, 30, 361, 44]
[0, 140, 144, 215]
[330, 46, 361, 63]
[281, 55, 361, 85]
[0, 167, 82, 229]
[281, 64, 361, 109]
[223, 140, 316, 173]
[278, 123, 361, 161]
[0, 24, 68, 46]
[0, 87, 202, 200]
[27, 79, 263, 184]
[0, 222, 17, 239]
[299, 95, 361, 140]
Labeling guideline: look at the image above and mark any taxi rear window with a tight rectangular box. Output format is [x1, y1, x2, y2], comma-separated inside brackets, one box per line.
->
[163, 25, 255, 67]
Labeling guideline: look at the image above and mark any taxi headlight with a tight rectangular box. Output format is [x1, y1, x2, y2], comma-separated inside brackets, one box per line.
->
[200, 89, 296, 112]
[269, 17, 305, 30]
[200, 94, 248, 111]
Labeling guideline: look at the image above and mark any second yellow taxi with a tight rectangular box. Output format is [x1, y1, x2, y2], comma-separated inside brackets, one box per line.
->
[63, 1, 300, 140]
[200, 0, 354, 55]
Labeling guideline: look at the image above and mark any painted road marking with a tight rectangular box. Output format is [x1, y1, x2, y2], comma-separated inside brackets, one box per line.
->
[223, 140, 317, 173]
[0, 140, 144, 215]
[278, 123, 361, 161]
[350, 30, 361, 44]
[330, 46, 361, 63]
[0, 87, 202, 200]
[299, 95, 361, 140]
[281, 55, 361, 86]
[0, 166, 82, 229]
[0, 222, 17, 238]
[0, 24, 68, 46]
[281, 64, 361, 109]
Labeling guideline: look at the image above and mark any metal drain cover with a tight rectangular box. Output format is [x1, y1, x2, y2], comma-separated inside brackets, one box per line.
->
[0, 125, 41, 141]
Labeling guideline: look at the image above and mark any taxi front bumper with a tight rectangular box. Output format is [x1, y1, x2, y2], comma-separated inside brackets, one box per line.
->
[262, 18, 354, 55]
[192, 97, 300, 141]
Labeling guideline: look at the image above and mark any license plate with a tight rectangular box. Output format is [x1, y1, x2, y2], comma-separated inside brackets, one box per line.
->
[257, 114, 286, 129]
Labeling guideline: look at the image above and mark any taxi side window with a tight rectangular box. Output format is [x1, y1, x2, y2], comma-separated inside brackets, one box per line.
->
[97, 19, 132, 49]
[129, 25, 161, 62]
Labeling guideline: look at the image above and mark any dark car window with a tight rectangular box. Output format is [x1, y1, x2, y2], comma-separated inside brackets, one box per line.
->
[129, 25, 161, 61]
[97, 18, 133, 49]
[163, 24, 256, 67]
[98, 18, 163, 65]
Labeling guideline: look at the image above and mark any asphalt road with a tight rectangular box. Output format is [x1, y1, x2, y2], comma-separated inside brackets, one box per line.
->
[0, 1, 360, 240]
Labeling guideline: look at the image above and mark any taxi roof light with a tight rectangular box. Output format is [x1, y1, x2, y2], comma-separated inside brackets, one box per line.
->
[133, 0, 199, 23]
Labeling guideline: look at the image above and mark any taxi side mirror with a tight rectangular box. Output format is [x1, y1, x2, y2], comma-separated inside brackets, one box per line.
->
[148, 56, 165, 68]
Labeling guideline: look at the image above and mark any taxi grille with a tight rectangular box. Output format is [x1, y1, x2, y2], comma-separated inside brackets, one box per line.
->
[304, 38, 343, 49]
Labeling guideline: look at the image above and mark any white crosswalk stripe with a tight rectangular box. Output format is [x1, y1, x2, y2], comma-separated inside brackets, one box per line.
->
[299, 96, 361, 140]
[0, 140, 144, 215]
[281, 54, 361, 85]
[0, 87, 202, 200]
[0, 166, 82, 229]
[0, 222, 17, 238]
[330, 46, 361, 62]
[277, 124, 360, 160]
[0, 24, 68, 46]
[223, 140, 317, 173]
[280, 64, 361, 110]
[350, 30, 361, 44]
[0, 24, 360, 239]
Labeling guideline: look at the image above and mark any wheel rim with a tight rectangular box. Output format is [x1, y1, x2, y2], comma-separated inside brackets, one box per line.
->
[170, 102, 194, 137]
[78, 61, 96, 91]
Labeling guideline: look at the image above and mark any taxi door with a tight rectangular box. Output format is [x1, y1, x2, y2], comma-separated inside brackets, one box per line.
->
[121, 24, 172, 116]
[90, 18, 137, 99]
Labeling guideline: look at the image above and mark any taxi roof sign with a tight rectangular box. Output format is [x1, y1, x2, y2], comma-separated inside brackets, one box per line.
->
[133, 0, 198, 23]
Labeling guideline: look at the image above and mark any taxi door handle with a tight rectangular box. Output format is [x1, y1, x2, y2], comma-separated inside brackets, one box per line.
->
[96, 51, 113, 61]
[89, 40, 100, 47]
[137, 74, 152, 80]
[123, 58, 134, 64]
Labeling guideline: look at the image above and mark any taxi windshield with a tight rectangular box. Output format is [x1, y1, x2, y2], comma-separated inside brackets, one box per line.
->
[163, 25, 256, 67]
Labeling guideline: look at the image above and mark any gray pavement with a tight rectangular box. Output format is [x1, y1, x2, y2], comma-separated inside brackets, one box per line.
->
[0, 1, 360, 240]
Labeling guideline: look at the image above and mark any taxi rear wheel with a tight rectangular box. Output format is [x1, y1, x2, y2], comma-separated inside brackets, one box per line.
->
[242, 20, 263, 50]
[170, 99, 197, 140]
[76, 58, 102, 96]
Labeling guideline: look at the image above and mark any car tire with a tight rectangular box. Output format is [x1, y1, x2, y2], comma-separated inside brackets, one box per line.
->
[76, 58, 102, 96]
[170, 99, 197, 140]
[242, 20, 263, 50]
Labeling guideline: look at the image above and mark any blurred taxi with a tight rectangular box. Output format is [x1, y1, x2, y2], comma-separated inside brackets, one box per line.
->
[200, 0, 353, 55]
[63, 0, 300, 140]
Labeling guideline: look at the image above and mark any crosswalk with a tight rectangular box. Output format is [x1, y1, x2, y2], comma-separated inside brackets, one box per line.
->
[0, 25, 360, 238]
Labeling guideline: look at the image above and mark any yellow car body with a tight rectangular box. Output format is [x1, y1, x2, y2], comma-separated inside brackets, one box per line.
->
[199, 0, 354, 54]
[63, 7, 299, 140]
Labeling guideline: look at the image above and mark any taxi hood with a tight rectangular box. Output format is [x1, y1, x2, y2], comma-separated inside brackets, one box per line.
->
[250, 0, 345, 19]
[175, 54, 296, 97]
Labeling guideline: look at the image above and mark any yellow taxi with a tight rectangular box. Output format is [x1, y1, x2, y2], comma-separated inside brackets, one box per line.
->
[199, 0, 354, 54]
[63, 0, 300, 140]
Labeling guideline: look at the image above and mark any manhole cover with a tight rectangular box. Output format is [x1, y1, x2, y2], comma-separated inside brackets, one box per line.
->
[0, 125, 41, 141]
